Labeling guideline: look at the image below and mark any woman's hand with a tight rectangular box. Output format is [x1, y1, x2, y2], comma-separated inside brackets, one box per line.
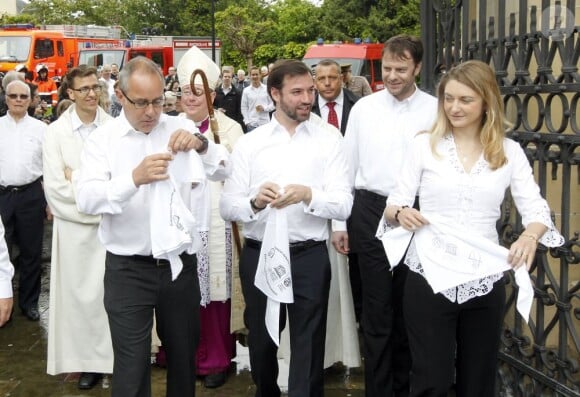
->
[507, 234, 538, 271]
[384, 205, 429, 232]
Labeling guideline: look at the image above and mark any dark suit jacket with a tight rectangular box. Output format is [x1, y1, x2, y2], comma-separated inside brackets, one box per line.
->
[312, 88, 360, 135]
[213, 85, 244, 130]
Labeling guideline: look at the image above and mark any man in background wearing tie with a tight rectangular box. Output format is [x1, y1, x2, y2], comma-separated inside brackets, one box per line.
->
[312, 59, 359, 136]
[311, 59, 363, 325]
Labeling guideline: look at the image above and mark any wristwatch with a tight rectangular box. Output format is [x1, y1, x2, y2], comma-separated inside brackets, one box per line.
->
[250, 198, 266, 211]
[194, 133, 209, 153]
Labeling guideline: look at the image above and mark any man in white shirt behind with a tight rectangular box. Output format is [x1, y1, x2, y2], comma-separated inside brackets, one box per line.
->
[76, 56, 229, 397]
[240, 66, 275, 132]
[43, 65, 113, 390]
[0, 80, 46, 323]
[332, 35, 438, 397]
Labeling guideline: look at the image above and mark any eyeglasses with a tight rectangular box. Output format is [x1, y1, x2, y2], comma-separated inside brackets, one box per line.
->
[121, 89, 164, 109]
[7, 94, 29, 100]
[70, 85, 102, 95]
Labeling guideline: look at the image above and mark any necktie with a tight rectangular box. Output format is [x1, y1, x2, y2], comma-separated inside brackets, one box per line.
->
[327, 101, 339, 129]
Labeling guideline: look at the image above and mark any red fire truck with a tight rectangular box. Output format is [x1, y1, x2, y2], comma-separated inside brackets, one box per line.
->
[0, 24, 124, 80]
[78, 36, 222, 75]
[302, 39, 384, 91]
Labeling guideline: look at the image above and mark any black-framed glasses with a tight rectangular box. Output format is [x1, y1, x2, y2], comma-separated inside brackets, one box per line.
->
[70, 85, 102, 95]
[7, 94, 29, 100]
[121, 89, 164, 109]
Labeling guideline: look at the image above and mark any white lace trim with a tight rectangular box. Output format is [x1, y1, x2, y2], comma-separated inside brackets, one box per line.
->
[197, 229, 233, 307]
[405, 241, 504, 303]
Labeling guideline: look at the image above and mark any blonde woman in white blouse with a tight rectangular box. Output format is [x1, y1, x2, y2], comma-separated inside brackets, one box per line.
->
[383, 60, 563, 397]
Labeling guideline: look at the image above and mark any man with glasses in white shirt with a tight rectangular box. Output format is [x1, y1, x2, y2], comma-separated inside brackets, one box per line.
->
[0, 80, 46, 323]
[76, 56, 229, 397]
[44, 65, 113, 390]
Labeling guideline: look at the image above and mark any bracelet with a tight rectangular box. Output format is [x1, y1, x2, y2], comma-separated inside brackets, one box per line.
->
[194, 133, 209, 153]
[394, 205, 409, 223]
[521, 233, 538, 243]
[250, 198, 266, 211]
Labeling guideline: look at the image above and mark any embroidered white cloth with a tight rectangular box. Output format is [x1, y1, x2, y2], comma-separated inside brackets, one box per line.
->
[254, 207, 293, 346]
[377, 216, 533, 322]
[150, 151, 204, 280]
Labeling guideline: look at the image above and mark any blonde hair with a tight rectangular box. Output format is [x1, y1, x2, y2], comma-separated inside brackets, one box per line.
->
[429, 60, 509, 170]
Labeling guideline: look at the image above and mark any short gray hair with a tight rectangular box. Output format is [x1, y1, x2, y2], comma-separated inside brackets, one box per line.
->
[118, 56, 164, 93]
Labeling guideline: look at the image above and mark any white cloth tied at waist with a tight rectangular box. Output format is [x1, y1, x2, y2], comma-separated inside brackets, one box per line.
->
[377, 215, 533, 322]
[150, 151, 204, 281]
[254, 206, 293, 346]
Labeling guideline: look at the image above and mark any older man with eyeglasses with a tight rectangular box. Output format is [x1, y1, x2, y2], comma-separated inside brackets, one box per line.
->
[43, 65, 114, 390]
[75, 56, 230, 397]
[0, 80, 46, 323]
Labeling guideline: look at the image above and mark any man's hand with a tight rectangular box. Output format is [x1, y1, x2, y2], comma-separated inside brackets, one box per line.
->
[45, 205, 53, 221]
[64, 166, 72, 181]
[269, 184, 312, 209]
[0, 297, 13, 327]
[167, 129, 202, 154]
[252, 182, 281, 211]
[132, 153, 173, 187]
[331, 231, 349, 255]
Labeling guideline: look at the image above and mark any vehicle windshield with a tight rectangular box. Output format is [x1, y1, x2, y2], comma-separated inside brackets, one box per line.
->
[78, 49, 125, 68]
[302, 58, 364, 76]
[0, 36, 31, 62]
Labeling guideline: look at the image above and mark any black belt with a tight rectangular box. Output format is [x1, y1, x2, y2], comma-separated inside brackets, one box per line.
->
[355, 189, 387, 202]
[0, 178, 41, 194]
[130, 255, 170, 266]
[245, 238, 325, 255]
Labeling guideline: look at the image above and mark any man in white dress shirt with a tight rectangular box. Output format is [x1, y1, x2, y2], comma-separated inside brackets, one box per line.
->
[240, 66, 275, 132]
[75, 56, 229, 397]
[43, 65, 113, 390]
[0, 80, 46, 322]
[332, 35, 438, 397]
[220, 59, 352, 397]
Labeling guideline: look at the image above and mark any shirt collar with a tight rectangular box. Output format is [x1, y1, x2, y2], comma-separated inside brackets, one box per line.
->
[384, 84, 421, 106]
[70, 105, 101, 131]
[269, 114, 314, 137]
[117, 111, 168, 137]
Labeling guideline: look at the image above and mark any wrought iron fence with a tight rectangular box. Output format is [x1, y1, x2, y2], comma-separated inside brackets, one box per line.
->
[420, 0, 579, 395]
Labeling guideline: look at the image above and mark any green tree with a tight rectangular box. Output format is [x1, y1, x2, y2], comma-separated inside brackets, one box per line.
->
[215, 1, 275, 69]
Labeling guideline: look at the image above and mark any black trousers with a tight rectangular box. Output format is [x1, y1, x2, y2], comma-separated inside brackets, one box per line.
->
[349, 189, 410, 397]
[240, 241, 331, 397]
[104, 252, 200, 397]
[0, 180, 45, 311]
[404, 271, 506, 397]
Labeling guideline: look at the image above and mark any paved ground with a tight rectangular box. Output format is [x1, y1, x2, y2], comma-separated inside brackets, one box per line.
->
[0, 223, 365, 396]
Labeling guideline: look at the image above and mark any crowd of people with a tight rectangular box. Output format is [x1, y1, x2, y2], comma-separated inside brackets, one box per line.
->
[0, 33, 564, 397]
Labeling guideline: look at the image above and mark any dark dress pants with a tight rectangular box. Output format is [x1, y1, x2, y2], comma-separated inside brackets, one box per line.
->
[240, 242, 331, 397]
[349, 190, 410, 397]
[104, 252, 200, 397]
[404, 270, 506, 397]
[0, 181, 45, 311]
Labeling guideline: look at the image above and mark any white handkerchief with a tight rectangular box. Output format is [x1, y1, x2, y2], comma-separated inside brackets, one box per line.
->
[377, 216, 534, 322]
[254, 207, 293, 346]
[150, 151, 204, 281]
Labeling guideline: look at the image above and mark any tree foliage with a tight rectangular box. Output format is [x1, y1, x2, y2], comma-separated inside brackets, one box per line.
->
[3, 0, 421, 69]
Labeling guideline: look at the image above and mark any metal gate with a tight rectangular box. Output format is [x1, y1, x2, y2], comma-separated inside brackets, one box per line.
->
[420, 1, 579, 395]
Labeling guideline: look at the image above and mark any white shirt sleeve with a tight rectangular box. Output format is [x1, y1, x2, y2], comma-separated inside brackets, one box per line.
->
[0, 219, 14, 299]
